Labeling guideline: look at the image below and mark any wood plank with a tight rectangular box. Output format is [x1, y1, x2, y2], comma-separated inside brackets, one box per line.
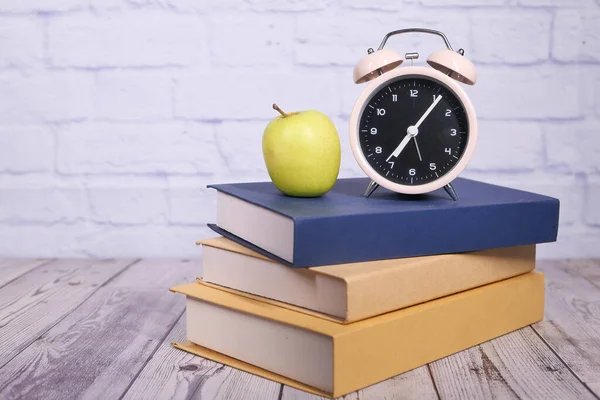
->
[0, 259, 133, 367]
[0, 259, 53, 288]
[428, 327, 596, 399]
[122, 314, 281, 400]
[282, 386, 357, 400]
[359, 367, 438, 400]
[197, 367, 281, 400]
[0, 259, 199, 400]
[281, 366, 437, 399]
[562, 259, 600, 289]
[121, 315, 225, 399]
[534, 260, 600, 394]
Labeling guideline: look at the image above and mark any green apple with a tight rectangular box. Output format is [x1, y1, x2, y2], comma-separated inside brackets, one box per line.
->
[262, 104, 341, 197]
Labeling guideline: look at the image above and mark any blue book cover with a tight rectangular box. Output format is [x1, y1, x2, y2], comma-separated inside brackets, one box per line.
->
[207, 177, 560, 268]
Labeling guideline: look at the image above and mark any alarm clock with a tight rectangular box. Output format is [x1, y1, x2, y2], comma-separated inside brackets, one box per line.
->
[349, 28, 478, 200]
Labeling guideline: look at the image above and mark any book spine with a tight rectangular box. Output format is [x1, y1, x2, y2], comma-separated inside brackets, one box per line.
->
[292, 199, 558, 267]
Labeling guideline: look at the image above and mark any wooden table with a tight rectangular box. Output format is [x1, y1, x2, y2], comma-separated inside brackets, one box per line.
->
[0, 259, 598, 399]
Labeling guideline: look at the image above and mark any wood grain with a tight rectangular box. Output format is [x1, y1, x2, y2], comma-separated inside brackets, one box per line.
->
[0, 259, 199, 400]
[359, 367, 438, 400]
[534, 260, 600, 395]
[282, 386, 358, 400]
[197, 367, 281, 400]
[281, 366, 437, 399]
[0, 259, 52, 289]
[0, 259, 134, 367]
[122, 314, 281, 400]
[122, 315, 225, 399]
[428, 327, 596, 399]
[563, 259, 600, 289]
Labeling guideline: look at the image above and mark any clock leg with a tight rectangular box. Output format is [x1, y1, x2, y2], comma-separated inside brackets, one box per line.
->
[444, 183, 459, 201]
[364, 180, 380, 198]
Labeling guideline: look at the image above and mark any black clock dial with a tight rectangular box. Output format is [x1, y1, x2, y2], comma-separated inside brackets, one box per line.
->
[358, 76, 469, 186]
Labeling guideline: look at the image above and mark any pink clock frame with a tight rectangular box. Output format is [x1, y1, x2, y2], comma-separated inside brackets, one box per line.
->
[348, 65, 478, 195]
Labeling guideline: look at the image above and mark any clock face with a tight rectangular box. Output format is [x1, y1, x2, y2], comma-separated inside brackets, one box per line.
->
[358, 75, 469, 186]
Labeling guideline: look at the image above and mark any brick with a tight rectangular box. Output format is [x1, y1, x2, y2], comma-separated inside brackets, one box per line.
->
[296, 44, 367, 68]
[467, 121, 543, 171]
[247, 0, 327, 10]
[580, 66, 600, 116]
[0, 18, 43, 67]
[518, 0, 585, 6]
[56, 122, 222, 174]
[553, 10, 600, 63]
[73, 225, 212, 258]
[210, 15, 293, 67]
[175, 72, 342, 120]
[0, 126, 54, 172]
[341, 70, 365, 117]
[544, 120, 600, 173]
[334, 117, 365, 178]
[296, 11, 393, 67]
[112, 0, 323, 12]
[0, 0, 86, 12]
[0, 224, 212, 258]
[168, 177, 216, 225]
[297, 11, 394, 47]
[470, 10, 551, 64]
[95, 71, 172, 121]
[296, 11, 469, 67]
[89, 0, 122, 9]
[125, 0, 247, 12]
[0, 72, 93, 122]
[341, 0, 417, 10]
[214, 121, 271, 175]
[536, 229, 600, 260]
[48, 12, 208, 67]
[0, 224, 101, 257]
[421, 0, 505, 5]
[0, 188, 87, 223]
[88, 187, 168, 225]
[585, 176, 600, 226]
[597, 80, 600, 117]
[0, 174, 86, 190]
[469, 66, 581, 119]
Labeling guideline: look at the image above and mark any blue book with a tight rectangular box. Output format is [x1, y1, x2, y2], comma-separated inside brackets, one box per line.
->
[207, 177, 559, 268]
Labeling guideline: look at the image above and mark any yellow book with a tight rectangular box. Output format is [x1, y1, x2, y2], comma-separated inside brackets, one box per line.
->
[171, 272, 545, 398]
[200, 237, 536, 323]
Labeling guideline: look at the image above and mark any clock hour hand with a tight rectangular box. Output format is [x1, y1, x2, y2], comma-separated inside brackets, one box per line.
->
[386, 132, 412, 162]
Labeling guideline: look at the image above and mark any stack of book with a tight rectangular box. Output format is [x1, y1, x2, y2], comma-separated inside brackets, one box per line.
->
[171, 177, 559, 398]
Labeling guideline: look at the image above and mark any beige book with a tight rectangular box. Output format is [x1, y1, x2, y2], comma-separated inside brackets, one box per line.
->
[199, 237, 536, 323]
[172, 272, 545, 398]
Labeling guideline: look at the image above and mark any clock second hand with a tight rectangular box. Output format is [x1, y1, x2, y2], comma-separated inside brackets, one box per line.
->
[414, 137, 423, 162]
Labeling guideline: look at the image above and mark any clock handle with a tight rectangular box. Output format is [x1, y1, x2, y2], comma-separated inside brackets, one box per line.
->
[377, 28, 454, 51]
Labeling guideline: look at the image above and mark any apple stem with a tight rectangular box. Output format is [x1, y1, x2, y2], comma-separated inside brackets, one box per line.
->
[272, 103, 288, 118]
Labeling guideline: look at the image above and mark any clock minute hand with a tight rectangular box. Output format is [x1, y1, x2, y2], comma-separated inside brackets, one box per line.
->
[386, 95, 443, 162]
[414, 95, 442, 129]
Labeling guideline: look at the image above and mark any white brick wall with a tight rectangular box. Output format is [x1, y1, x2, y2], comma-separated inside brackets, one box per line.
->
[0, 0, 599, 259]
